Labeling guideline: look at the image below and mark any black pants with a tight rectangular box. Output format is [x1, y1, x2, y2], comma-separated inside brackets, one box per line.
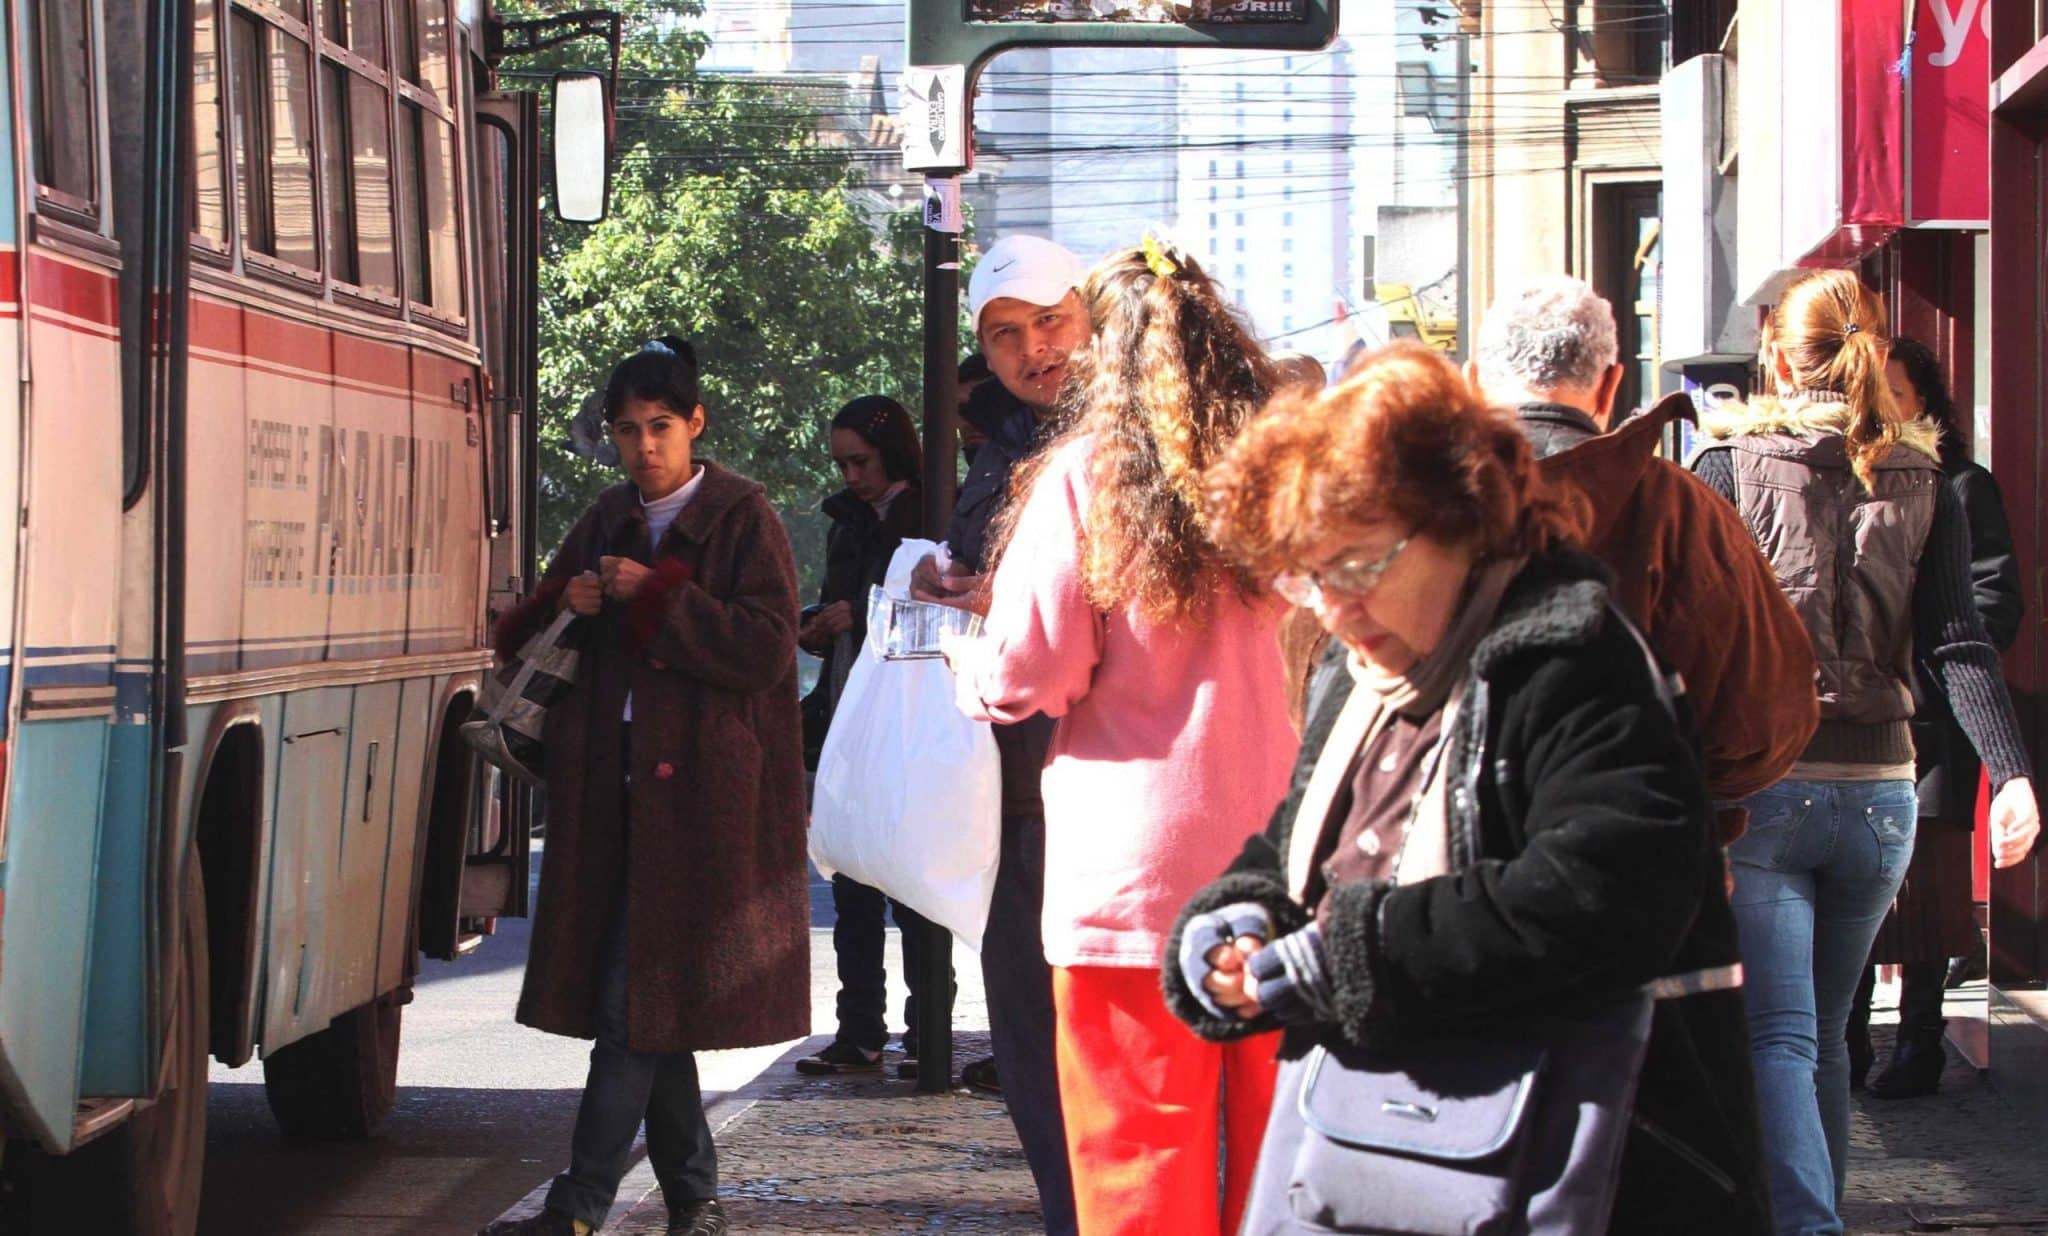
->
[830, 875, 952, 1052]
[545, 912, 716, 1226]
[980, 810, 1078, 1236]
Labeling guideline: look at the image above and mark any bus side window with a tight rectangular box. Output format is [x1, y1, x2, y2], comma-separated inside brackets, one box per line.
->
[30, 0, 101, 222]
[194, 0, 231, 247]
[317, 0, 401, 302]
[228, 2, 319, 274]
[395, 0, 464, 321]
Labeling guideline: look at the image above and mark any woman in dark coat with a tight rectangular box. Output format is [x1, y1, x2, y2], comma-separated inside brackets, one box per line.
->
[481, 339, 806, 1236]
[794, 395, 948, 1076]
[1163, 343, 1772, 1236]
[1846, 338, 2025, 1099]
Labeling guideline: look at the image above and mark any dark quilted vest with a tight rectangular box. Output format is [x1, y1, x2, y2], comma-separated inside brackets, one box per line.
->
[1713, 430, 1939, 767]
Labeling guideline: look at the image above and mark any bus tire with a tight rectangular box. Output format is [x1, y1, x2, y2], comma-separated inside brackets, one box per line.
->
[4, 850, 210, 1235]
[260, 992, 403, 1141]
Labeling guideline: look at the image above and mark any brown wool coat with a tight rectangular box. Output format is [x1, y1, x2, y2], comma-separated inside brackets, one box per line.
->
[497, 463, 809, 1054]
[1278, 396, 1819, 840]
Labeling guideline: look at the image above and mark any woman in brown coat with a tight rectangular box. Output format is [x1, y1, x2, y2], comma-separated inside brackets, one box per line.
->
[481, 338, 808, 1236]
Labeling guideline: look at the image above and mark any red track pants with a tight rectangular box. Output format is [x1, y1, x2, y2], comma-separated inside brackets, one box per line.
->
[1052, 965, 1281, 1236]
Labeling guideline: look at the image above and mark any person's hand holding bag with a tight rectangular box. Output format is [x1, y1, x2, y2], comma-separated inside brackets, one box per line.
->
[560, 570, 603, 616]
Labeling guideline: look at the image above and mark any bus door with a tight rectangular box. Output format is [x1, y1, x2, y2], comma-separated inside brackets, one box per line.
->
[421, 88, 541, 947]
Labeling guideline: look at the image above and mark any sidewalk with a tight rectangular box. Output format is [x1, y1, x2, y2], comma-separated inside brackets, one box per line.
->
[1842, 984, 2048, 1235]
[612, 1032, 1041, 1234]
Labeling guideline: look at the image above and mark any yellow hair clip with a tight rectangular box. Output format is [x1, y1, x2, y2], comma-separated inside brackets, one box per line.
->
[1142, 233, 1180, 280]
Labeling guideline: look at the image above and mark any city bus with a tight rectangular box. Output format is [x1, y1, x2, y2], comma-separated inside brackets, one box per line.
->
[0, 0, 590, 1229]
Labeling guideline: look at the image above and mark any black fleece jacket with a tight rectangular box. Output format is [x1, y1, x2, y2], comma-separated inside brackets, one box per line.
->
[1164, 551, 1772, 1236]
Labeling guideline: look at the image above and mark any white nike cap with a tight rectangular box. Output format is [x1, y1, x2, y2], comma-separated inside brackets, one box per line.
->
[968, 235, 1087, 335]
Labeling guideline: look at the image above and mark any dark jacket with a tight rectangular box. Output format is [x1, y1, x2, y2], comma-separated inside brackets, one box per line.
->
[1914, 458, 2023, 821]
[802, 484, 921, 759]
[947, 377, 1055, 815]
[1694, 396, 1944, 769]
[1167, 552, 1771, 1235]
[495, 465, 809, 1053]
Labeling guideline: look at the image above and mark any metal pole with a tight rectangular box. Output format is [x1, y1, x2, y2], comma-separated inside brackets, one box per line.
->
[915, 179, 960, 1093]
[1453, 26, 1472, 363]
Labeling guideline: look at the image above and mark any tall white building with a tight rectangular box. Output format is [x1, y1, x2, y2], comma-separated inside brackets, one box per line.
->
[1172, 44, 1355, 359]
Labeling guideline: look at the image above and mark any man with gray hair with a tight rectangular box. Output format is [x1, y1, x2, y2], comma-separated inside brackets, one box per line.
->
[1469, 273, 1625, 453]
[1469, 275, 1820, 842]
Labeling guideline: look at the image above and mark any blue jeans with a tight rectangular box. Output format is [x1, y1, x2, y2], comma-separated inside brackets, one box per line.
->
[1730, 779, 1916, 1236]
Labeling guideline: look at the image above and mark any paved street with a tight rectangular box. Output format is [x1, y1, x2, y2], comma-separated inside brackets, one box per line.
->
[198, 847, 2048, 1235]
[198, 853, 989, 1235]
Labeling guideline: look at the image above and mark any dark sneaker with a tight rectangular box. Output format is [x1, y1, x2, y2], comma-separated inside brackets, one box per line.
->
[794, 1040, 882, 1075]
[962, 1056, 1001, 1096]
[666, 1198, 730, 1236]
[478, 1209, 584, 1236]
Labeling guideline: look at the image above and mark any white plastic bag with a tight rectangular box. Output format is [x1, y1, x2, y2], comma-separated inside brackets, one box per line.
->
[809, 539, 1002, 951]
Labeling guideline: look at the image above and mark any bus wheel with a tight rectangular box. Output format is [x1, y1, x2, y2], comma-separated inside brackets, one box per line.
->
[260, 991, 402, 1141]
[6, 851, 211, 1235]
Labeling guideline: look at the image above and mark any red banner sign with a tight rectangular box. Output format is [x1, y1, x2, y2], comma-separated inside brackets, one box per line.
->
[1909, 0, 1990, 226]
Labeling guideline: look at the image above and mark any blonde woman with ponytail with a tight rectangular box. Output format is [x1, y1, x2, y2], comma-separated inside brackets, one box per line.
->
[942, 239, 1300, 1236]
[1692, 268, 2040, 1236]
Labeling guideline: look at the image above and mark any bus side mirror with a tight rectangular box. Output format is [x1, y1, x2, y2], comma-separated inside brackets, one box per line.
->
[552, 71, 611, 224]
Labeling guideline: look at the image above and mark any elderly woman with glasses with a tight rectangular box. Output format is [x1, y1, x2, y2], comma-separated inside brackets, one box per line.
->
[1161, 343, 1772, 1236]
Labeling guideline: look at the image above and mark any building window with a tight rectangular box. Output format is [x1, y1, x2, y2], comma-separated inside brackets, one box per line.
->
[1284, 316, 1296, 332]
[1283, 211, 1294, 227]
[1235, 82, 1246, 101]
[30, 0, 100, 218]
[1283, 159, 1293, 175]
[1208, 211, 1217, 229]
[1284, 185, 1295, 202]
[1209, 238, 1218, 257]
[229, 5, 320, 272]
[1235, 185, 1244, 200]
[1283, 238, 1294, 254]
[1234, 159, 1245, 178]
[1208, 186, 1217, 201]
[1207, 158, 1217, 178]
[1235, 237, 1246, 253]
[1234, 211, 1244, 226]
[1282, 108, 1293, 123]
[1283, 263, 1294, 279]
[1283, 289, 1294, 305]
[1234, 264, 1246, 284]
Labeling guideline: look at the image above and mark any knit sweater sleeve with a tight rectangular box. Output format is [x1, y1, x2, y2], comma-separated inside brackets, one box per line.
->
[1916, 481, 2033, 789]
[1689, 445, 1737, 503]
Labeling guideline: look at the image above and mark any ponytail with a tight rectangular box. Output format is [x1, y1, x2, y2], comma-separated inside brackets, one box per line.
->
[1768, 270, 1902, 492]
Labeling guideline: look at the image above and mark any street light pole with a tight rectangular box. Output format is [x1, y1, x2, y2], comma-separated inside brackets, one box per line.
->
[914, 175, 961, 1094]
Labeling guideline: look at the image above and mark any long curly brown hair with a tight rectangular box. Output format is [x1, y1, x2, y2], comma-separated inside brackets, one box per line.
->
[990, 243, 1279, 624]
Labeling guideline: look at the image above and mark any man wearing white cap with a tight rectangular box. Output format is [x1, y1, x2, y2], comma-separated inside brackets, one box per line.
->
[911, 233, 1088, 1236]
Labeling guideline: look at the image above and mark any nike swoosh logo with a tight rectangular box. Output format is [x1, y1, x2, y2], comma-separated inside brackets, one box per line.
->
[991, 259, 1016, 272]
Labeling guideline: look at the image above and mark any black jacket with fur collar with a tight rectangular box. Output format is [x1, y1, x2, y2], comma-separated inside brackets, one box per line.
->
[1164, 550, 1771, 1235]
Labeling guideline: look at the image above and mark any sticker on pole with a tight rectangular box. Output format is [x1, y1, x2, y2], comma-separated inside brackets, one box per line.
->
[901, 65, 971, 173]
[923, 177, 964, 235]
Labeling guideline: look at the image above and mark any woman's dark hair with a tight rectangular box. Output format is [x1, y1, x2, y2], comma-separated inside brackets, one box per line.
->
[959, 353, 991, 385]
[1889, 336, 1967, 464]
[830, 395, 923, 484]
[602, 336, 699, 421]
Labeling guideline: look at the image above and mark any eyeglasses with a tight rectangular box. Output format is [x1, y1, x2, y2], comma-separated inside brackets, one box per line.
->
[1273, 536, 1412, 609]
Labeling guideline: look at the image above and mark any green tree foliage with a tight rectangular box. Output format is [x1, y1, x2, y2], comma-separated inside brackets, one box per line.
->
[504, 1, 926, 590]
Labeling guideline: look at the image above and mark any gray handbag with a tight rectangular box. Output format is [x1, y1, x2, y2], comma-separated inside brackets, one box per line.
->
[1241, 992, 1653, 1236]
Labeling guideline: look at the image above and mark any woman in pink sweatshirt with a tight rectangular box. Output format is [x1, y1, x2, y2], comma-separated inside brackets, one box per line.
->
[945, 240, 1301, 1236]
